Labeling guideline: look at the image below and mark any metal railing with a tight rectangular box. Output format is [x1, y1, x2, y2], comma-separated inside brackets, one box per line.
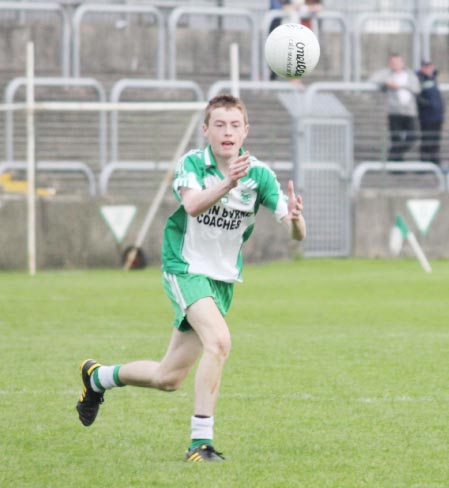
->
[351, 161, 447, 193]
[1, 5, 449, 84]
[4, 76, 108, 167]
[0, 160, 97, 197]
[353, 13, 420, 82]
[72, 3, 165, 78]
[99, 161, 172, 196]
[0, 1, 71, 77]
[167, 6, 259, 80]
[109, 79, 204, 162]
[422, 13, 449, 63]
[303, 81, 379, 113]
[207, 78, 298, 99]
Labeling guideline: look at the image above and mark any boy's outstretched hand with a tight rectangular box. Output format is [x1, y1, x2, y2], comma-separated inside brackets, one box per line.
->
[286, 180, 306, 241]
[226, 151, 251, 187]
[287, 180, 303, 221]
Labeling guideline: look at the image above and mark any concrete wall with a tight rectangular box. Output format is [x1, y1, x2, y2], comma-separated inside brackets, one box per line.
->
[0, 196, 295, 270]
[353, 192, 449, 259]
[0, 191, 447, 270]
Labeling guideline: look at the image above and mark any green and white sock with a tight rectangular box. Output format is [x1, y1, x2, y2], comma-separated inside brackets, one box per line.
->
[90, 365, 124, 392]
[190, 415, 214, 449]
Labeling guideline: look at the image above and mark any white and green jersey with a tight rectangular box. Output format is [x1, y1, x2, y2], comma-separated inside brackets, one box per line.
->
[161, 146, 288, 282]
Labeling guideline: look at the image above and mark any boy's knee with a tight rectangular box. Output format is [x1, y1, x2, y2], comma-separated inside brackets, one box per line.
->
[156, 372, 185, 392]
[205, 334, 231, 360]
[219, 336, 232, 358]
[158, 382, 179, 392]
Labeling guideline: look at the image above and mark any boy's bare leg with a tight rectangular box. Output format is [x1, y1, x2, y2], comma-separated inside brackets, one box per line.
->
[118, 328, 202, 390]
[77, 328, 202, 427]
[77, 296, 230, 461]
[186, 297, 231, 416]
[116, 296, 230, 414]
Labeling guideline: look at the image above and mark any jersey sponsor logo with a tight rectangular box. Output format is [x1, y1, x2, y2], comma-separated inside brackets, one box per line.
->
[240, 191, 251, 205]
[196, 205, 252, 230]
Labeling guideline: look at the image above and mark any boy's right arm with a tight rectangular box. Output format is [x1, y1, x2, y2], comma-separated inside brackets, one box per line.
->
[181, 152, 250, 217]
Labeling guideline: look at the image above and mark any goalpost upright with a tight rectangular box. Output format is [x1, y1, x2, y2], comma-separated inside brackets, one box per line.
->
[26, 42, 36, 276]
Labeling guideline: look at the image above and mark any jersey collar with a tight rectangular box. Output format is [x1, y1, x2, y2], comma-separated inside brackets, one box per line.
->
[204, 145, 246, 168]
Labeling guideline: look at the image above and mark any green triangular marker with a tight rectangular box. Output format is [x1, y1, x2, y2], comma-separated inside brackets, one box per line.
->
[100, 205, 137, 243]
[395, 215, 409, 238]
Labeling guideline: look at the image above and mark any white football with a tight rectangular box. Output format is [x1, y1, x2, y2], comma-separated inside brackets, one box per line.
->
[265, 23, 320, 78]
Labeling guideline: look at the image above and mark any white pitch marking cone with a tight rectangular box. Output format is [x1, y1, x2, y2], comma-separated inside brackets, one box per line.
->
[390, 215, 432, 273]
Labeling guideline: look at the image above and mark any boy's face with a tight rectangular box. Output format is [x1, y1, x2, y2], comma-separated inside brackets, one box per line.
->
[203, 106, 249, 162]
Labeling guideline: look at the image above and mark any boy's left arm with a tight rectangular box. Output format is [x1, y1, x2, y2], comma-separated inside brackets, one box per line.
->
[283, 179, 306, 241]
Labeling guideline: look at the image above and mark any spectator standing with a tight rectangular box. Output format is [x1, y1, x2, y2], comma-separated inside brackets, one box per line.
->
[416, 61, 445, 165]
[370, 53, 420, 161]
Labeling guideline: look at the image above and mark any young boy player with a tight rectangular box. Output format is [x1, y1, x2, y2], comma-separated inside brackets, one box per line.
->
[76, 94, 306, 462]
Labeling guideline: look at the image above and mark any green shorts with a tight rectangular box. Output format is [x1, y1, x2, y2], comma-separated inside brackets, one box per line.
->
[162, 272, 234, 332]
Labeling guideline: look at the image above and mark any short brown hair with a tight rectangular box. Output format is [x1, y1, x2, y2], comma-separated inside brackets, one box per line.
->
[204, 94, 248, 126]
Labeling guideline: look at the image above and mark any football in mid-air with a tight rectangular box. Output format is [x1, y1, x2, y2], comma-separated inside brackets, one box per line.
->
[265, 23, 320, 78]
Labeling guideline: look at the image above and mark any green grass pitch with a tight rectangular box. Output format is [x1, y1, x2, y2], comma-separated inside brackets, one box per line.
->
[1, 258, 449, 487]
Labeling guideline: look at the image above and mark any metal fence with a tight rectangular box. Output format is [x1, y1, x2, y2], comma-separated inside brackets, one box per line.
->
[1, 78, 449, 259]
[4, 77, 107, 167]
[1, 3, 449, 82]
[0, 1, 70, 77]
[72, 4, 165, 79]
[1, 1, 449, 260]
[277, 90, 353, 257]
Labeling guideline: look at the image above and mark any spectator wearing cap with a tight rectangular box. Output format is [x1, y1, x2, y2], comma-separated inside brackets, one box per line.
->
[416, 61, 445, 165]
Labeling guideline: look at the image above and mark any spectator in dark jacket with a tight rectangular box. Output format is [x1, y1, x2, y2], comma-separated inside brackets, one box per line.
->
[416, 61, 445, 165]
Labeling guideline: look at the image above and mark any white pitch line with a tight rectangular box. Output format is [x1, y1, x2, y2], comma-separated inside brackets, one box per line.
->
[0, 389, 446, 403]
